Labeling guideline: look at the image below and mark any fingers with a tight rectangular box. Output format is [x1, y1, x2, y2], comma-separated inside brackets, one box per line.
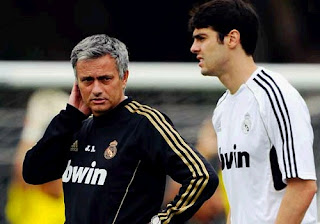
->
[69, 82, 91, 116]
[68, 82, 80, 108]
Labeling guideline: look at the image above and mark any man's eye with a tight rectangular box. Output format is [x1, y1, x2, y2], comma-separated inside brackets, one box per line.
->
[100, 77, 112, 82]
[82, 77, 93, 82]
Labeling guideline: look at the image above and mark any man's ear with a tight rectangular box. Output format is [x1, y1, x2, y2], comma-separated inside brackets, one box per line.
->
[226, 29, 240, 49]
[122, 70, 129, 89]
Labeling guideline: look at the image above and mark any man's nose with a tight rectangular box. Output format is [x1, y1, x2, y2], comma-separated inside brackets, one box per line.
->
[92, 80, 103, 95]
[190, 41, 199, 54]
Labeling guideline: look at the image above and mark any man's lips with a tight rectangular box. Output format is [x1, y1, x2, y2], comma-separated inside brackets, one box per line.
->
[91, 98, 107, 104]
[196, 56, 204, 66]
[198, 58, 204, 67]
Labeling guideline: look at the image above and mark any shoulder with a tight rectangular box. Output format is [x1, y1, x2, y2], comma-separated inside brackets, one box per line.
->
[247, 67, 303, 107]
[124, 100, 174, 126]
[248, 67, 298, 97]
[246, 67, 309, 126]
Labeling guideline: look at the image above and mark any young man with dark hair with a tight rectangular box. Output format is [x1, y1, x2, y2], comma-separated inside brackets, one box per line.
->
[189, 0, 318, 223]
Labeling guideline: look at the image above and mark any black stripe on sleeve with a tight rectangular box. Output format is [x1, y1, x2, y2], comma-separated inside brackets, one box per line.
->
[261, 70, 298, 177]
[254, 71, 298, 178]
[253, 77, 289, 178]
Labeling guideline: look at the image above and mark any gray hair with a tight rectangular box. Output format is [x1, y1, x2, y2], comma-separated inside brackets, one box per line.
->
[70, 34, 129, 79]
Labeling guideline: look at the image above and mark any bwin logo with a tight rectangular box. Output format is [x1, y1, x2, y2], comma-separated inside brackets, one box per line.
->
[62, 160, 107, 185]
[219, 144, 250, 170]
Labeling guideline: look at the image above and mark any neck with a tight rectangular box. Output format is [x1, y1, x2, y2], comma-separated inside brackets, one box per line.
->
[219, 55, 257, 94]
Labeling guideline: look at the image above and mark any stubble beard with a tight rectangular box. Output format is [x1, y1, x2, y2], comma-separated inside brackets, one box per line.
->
[201, 67, 216, 77]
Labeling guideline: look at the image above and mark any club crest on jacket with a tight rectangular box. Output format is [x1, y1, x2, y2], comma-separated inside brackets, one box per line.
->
[104, 140, 118, 159]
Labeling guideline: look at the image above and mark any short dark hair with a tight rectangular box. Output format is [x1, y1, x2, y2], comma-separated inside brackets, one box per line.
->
[188, 0, 259, 55]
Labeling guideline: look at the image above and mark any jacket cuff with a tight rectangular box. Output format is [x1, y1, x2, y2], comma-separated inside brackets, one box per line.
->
[65, 104, 89, 121]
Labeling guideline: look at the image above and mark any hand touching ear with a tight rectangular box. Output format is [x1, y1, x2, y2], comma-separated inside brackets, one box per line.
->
[68, 82, 91, 116]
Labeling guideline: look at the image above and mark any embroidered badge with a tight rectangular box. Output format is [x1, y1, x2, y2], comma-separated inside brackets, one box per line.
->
[242, 113, 251, 134]
[104, 140, 118, 159]
[70, 140, 78, 152]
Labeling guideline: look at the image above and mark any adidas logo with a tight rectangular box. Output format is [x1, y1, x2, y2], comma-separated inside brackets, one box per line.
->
[70, 140, 78, 152]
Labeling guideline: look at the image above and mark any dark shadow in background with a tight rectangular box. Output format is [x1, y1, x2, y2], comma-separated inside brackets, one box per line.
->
[0, 0, 319, 62]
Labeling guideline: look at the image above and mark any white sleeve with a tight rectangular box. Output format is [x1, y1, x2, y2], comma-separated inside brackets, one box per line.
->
[266, 83, 316, 182]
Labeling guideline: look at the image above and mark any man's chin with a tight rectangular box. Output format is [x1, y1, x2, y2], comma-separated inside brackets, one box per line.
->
[201, 69, 210, 76]
[201, 68, 215, 77]
[91, 106, 111, 116]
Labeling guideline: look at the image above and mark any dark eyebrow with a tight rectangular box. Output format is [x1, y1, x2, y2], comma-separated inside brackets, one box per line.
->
[192, 33, 205, 39]
[80, 74, 113, 80]
[80, 76, 93, 82]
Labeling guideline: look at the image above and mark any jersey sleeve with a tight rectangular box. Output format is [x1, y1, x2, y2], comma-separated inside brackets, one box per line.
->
[264, 81, 316, 182]
[23, 104, 88, 184]
[136, 108, 219, 224]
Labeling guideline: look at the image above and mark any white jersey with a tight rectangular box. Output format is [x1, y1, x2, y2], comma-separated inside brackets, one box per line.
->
[213, 67, 317, 224]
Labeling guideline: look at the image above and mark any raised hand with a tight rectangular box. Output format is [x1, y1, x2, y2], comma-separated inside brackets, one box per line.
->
[68, 82, 91, 116]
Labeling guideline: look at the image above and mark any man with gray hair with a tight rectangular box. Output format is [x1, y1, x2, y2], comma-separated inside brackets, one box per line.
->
[23, 34, 218, 224]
